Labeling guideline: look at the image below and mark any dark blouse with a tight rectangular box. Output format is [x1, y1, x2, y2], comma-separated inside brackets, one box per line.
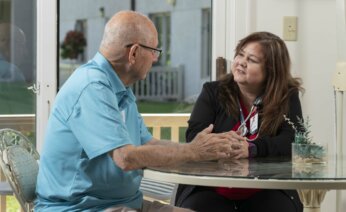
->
[186, 81, 303, 156]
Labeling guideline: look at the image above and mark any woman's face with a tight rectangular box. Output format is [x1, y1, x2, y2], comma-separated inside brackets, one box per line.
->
[232, 42, 266, 91]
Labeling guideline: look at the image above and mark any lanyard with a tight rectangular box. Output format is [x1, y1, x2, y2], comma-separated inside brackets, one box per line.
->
[237, 98, 259, 137]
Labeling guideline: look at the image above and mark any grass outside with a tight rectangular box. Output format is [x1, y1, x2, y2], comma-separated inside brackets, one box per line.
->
[6, 196, 20, 212]
[0, 83, 35, 115]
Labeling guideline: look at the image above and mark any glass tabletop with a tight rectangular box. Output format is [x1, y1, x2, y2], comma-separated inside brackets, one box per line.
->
[147, 156, 346, 181]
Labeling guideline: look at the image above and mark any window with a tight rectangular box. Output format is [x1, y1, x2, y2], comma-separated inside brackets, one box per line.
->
[0, 0, 37, 209]
[201, 8, 211, 78]
[150, 13, 171, 66]
[0, 0, 36, 136]
[58, 0, 212, 142]
[59, 0, 212, 111]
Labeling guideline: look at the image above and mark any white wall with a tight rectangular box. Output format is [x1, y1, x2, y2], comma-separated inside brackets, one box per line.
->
[294, 2, 338, 210]
[254, 1, 337, 148]
[59, 0, 130, 61]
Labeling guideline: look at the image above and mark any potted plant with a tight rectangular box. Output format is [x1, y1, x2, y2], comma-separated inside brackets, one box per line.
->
[284, 115, 327, 165]
[60, 30, 87, 60]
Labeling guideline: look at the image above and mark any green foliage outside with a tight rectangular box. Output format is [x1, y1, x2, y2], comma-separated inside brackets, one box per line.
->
[60, 30, 86, 59]
[6, 196, 20, 212]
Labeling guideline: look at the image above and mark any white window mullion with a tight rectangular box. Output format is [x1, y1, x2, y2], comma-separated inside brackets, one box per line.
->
[211, 0, 227, 81]
[212, 0, 256, 79]
[36, 0, 58, 152]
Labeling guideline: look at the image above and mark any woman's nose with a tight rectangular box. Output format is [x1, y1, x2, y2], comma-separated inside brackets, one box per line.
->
[238, 58, 246, 67]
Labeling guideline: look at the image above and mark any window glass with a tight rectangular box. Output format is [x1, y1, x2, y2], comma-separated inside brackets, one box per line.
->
[59, 0, 212, 141]
[0, 0, 36, 209]
[0, 0, 36, 134]
[150, 12, 171, 66]
[59, 0, 212, 114]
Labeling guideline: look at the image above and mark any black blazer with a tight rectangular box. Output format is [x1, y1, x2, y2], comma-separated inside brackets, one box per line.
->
[175, 81, 303, 206]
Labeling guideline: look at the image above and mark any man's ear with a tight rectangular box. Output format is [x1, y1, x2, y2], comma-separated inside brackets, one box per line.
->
[128, 45, 138, 65]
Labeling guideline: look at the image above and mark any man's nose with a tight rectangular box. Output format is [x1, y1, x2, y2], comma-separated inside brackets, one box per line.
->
[152, 55, 159, 63]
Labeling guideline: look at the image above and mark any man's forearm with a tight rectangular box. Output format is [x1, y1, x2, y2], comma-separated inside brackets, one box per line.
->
[146, 139, 182, 146]
[111, 142, 195, 171]
[112, 126, 233, 171]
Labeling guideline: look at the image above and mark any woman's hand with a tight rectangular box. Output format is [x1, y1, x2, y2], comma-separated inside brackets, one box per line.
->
[228, 130, 249, 159]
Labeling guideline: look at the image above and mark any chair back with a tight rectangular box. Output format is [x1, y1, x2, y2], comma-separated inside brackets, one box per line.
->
[0, 128, 39, 212]
[216, 57, 227, 80]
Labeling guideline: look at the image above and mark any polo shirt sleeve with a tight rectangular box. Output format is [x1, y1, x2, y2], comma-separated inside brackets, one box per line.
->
[137, 113, 152, 145]
[67, 82, 132, 159]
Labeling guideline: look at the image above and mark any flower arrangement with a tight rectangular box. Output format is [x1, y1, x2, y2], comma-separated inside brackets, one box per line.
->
[284, 115, 327, 164]
[284, 115, 313, 144]
[60, 30, 87, 59]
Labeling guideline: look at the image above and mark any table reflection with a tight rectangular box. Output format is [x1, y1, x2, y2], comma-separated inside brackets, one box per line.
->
[148, 156, 346, 180]
[218, 159, 249, 176]
[292, 164, 328, 178]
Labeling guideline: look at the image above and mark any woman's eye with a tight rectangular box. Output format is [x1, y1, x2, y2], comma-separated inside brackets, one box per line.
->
[248, 58, 259, 63]
[238, 52, 244, 57]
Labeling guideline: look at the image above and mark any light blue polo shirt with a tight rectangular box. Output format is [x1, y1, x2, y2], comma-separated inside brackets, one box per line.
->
[35, 52, 152, 212]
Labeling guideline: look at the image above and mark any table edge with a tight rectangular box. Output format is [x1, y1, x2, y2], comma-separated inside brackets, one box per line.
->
[143, 169, 346, 190]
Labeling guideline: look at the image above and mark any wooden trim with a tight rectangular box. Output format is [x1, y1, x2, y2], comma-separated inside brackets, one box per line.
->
[0, 115, 35, 132]
[216, 57, 227, 80]
[142, 114, 190, 143]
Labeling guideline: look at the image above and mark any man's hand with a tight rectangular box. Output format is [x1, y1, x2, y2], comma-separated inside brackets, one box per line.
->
[229, 140, 249, 159]
[188, 124, 233, 161]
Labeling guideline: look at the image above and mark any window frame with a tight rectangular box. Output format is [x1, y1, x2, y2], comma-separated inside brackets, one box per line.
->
[37, 0, 240, 149]
[36, 0, 58, 152]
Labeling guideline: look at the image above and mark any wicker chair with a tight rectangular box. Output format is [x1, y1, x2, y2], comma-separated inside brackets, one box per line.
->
[0, 128, 39, 212]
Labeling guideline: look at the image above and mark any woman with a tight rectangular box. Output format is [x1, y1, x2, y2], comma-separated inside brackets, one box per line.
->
[175, 32, 304, 212]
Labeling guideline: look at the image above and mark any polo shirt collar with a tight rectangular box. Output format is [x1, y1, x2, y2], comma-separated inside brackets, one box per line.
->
[92, 52, 136, 109]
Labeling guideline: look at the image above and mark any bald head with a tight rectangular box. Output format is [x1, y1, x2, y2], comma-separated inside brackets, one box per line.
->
[99, 11, 157, 56]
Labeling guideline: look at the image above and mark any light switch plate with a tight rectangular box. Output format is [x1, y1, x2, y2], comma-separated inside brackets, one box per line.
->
[283, 16, 297, 41]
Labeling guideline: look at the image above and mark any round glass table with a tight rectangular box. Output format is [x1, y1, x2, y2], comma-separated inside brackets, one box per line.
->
[144, 156, 346, 212]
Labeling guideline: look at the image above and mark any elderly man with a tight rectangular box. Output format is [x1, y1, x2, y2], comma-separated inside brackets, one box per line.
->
[35, 11, 233, 212]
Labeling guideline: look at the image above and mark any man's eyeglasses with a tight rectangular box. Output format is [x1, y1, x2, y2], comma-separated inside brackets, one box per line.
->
[126, 43, 162, 58]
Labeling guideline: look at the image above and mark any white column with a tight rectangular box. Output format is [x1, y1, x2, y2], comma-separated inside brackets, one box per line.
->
[36, 0, 58, 152]
[335, 1, 346, 211]
[298, 189, 328, 212]
[211, 0, 227, 81]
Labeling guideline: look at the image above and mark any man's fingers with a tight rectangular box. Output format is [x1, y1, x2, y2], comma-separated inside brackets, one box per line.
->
[231, 142, 243, 150]
[200, 124, 214, 135]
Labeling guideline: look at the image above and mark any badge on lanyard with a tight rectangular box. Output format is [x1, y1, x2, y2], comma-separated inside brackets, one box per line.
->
[250, 113, 258, 134]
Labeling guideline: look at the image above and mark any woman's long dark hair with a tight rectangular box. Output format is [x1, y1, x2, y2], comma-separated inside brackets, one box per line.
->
[218, 32, 303, 136]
